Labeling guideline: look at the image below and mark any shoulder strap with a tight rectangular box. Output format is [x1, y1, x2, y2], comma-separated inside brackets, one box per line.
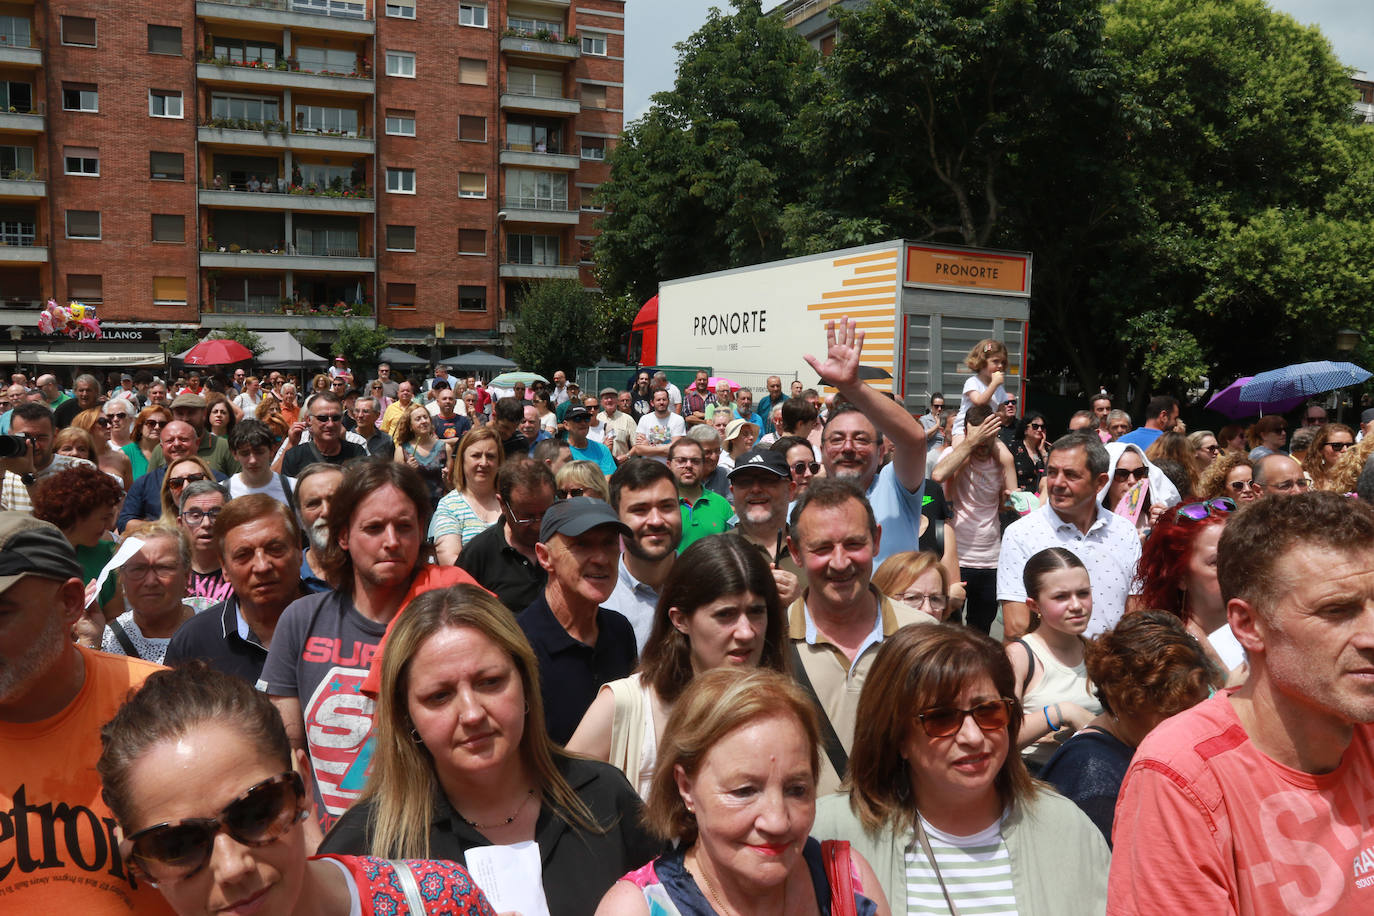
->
[788, 642, 849, 780]
[386, 859, 427, 913]
[914, 817, 961, 916]
[108, 618, 143, 660]
[1013, 638, 1036, 694]
[607, 677, 646, 787]
[822, 840, 858, 916]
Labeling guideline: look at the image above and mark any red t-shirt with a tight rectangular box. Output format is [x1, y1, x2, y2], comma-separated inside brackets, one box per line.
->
[1109, 689, 1374, 915]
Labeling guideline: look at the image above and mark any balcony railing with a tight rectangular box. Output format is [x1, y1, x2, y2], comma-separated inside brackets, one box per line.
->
[502, 249, 579, 267]
[0, 101, 44, 115]
[211, 298, 372, 317]
[0, 33, 36, 48]
[201, 117, 373, 139]
[201, 178, 372, 199]
[502, 141, 575, 156]
[503, 84, 571, 100]
[198, 54, 372, 81]
[202, 0, 366, 20]
[502, 198, 572, 212]
[0, 296, 42, 309]
[202, 240, 365, 258]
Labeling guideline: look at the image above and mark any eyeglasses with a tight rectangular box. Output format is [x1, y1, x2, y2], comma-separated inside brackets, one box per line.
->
[95, 417, 111, 427]
[1227, 479, 1259, 492]
[125, 772, 306, 885]
[1027, 423, 1045, 430]
[145, 420, 166, 429]
[1305, 415, 1328, 425]
[825, 432, 874, 448]
[1327, 441, 1353, 452]
[791, 460, 820, 475]
[502, 503, 546, 527]
[168, 473, 207, 489]
[671, 457, 703, 466]
[1200, 444, 1221, 454]
[1175, 497, 1235, 522]
[557, 487, 586, 499]
[123, 561, 183, 580]
[108, 412, 129, 421]
[312, 413, 342, 424]
[181, 507, 222, 527]
[916, 699, 1014, 738]
[1267, 477, 1311, 493]
[1112, 465, 1149, 482]
[898, 591, 948, 612]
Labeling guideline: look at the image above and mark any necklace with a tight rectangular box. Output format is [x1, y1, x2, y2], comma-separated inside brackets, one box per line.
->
[686, 852, 731, 916]
[458, 788, 533, 830]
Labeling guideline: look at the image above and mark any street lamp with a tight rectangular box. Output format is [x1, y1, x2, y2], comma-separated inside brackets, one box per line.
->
[157, 328, 172, 380]
[1335, 328, 1359, 423]
[7, 325, 23, 370]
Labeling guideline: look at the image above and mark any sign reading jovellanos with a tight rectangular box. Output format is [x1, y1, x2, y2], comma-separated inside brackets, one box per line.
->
[905, 245, 1031, 295]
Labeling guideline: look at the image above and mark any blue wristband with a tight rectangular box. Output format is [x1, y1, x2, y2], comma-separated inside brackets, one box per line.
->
[1043, 705, 1055, 731]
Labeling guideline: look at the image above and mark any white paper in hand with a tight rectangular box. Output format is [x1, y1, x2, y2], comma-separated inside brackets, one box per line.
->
[85, 537, 145, 608]
[464, 841, 549, 916]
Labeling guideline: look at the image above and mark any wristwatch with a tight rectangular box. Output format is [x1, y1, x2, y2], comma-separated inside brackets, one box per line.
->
[19, 472, 36, 487]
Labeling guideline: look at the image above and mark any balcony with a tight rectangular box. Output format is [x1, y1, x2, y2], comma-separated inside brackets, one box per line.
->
[500, 32, 580, 63]
[0, 297, 43, 312]
[199, 185, 374, 214]
[203, 308, 373, 330]
[197, 59, 374, 96]
[500, 87, 579, 118]
[499, 261, 580, 280]
[200, 244, 374, 273]
[0, 175, 44, 199]
[499, 144, 579, 170]
[499, 198, 579, 226]
[198, 121, 375, 154]
[196, 0, 375, 36]
[0, 244, 48, 264]
[0, 38, 41, 68]
[0, 105, 44, 134]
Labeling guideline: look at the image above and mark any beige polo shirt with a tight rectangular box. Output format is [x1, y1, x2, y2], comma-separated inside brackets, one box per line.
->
[788, 586, 936, 794]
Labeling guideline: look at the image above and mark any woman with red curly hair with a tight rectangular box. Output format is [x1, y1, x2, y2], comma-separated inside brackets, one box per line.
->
[1132, 497, 1240, 672]
[1039, 611, 1221, 845]
[31, 463, 127, 627]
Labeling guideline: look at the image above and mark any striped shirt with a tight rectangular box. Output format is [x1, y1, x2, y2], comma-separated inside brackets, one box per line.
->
[906, 814, 1018, 915]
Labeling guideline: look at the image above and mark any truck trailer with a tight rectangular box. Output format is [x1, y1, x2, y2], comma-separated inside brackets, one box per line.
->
[629, 240, 1033, 411]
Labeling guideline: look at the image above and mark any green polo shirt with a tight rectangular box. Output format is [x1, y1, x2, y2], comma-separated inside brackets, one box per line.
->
[678, 488, 733, 551]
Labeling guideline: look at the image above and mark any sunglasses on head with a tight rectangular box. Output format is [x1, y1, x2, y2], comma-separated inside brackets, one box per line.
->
[1175, 497, 1235, 522]
[1113, 465, 1149, 482]
[916, 699, 1014, 738]
[126, 772, 306, 885]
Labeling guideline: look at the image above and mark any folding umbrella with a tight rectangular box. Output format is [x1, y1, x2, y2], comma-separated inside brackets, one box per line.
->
[1239, 361, 1371, 404]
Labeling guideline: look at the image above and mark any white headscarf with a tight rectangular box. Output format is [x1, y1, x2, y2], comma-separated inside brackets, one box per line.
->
[1098, 441, 1181, 510]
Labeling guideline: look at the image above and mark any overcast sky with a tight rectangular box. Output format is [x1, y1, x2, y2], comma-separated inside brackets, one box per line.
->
[625, 1, 1374, 124]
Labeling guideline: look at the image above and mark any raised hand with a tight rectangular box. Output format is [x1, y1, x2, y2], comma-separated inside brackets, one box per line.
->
[803, 318, 865, 389]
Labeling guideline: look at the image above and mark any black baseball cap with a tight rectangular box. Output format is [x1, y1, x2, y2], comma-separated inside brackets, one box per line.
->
[727, 448, 791, 480]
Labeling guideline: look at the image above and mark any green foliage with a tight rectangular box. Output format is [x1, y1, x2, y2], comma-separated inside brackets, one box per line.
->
[292, 328, 322, 356]
[332, 319, 391, 364]
[206, 323, 266, 356]
[511, 281, 622, 377]
[165, 330, 199, 356]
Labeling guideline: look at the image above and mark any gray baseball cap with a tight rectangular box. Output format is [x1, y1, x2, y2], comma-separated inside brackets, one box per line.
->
[539, 497, 630, 543]
[0, 512, 83, 594]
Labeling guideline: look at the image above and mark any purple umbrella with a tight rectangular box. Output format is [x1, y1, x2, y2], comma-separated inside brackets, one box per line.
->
[1205, 376, 1307, 419]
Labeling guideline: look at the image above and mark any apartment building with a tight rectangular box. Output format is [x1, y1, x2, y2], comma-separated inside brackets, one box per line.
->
[0, 0, 622, 359]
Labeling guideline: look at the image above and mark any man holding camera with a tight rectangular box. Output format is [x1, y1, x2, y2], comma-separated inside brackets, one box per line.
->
[0, 402, 95, 513]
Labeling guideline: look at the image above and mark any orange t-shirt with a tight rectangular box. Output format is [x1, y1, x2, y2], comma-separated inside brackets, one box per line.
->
[0, 648, 174, 914]
[358, 566, 487, 698]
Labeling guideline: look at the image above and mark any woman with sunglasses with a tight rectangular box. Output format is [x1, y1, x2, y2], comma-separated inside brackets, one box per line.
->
[556, 460, 611, 502]
[105, 396, 137, 449]
[321, 586, 658, 916]
[1039, 611, 1221, 845]
[1301, 422, 1354, 491]
[158, 456, 218, 523]
[1197, 449, 1258, 504]
[72, 406, 134, 490]
[126, 405, 173, 478]
[1134, 496, 1242, 674]
[1100, 442, 1180, 537]
[568, 536, 790, 799]
[1187, 429, 1221, 469]
[1012, 410, 1050, 496]
[1245, 415, 1287, 462]
[812, 624, 1109, 915]
[771, 435, 820, 495]
[97, 662, 498, 916]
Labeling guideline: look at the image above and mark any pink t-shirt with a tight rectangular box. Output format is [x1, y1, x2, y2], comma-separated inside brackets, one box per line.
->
[937, 449, 1004, 568]
[1108, 689, 1374, 915]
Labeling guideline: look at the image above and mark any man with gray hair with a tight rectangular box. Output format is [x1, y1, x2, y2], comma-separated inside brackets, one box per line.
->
[687, 422, 730, 497]
[53, 373, 99, 427]
[997, 431, 1141, 639]
[650, 370, 681, 413]
[352, 395, 394, 458]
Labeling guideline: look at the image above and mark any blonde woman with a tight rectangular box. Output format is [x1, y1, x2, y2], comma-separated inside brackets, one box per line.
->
[72, 406, 133, 488]
[556, 459, 612, 502]
[431, 428, 504, 565]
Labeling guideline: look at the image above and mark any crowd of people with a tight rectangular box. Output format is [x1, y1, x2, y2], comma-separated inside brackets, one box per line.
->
[2, 320, 1372, 916]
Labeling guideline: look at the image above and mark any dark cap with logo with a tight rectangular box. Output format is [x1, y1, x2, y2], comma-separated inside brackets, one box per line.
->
[0, 512, 83, 594]
[727, 447, 791, 480]
[539, 497, 630, 543]
[565, 405, 592, 422]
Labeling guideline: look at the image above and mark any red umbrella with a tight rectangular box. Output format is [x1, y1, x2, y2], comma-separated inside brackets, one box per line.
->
[183, 338, 254, 366]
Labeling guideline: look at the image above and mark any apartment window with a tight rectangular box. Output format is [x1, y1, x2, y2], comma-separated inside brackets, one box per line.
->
[150, 151, 185, 181]
[508, 121, 561, 153]
[295, 105, 358, 135]
[581, 32, 607, 56]
[211, 95, 280, 123]
[385, 0, 415, 19]
[581, 137, 605, 160]
[458, 229, 485, 255]
[296, 47, 355, 75]
[459, 3, 486, 27]
[507, 68, 560, 98]
[386, 168, 415, 194]
[458, 58, 486, 86]
[582, 85, 607, 109]
[1, 145, 36, 175]
[149, 90, 183, 119]
[386, 225, 416, 251]
[386, 51, 415, 78]
[60, 16, 96, 47]
[148, 25, 181, 55]
[385, 110, 416, 136]
[66, 210, 101, 240]
[67, 275, 103, 306]
[152, 214, 185, 243]
[0, 16, 31, 47]
[505, 169, 567, 210]
[0, 81, 34, 113]
[458, 172, 486, 199]
[459, 286, 486, 312]
[458, 115, 486, 142]
[62, 84, 98, 112]
[153, 276, 188, 305]
[212, 37, 278, 66]
[507, 16, 562, 40]
[298, 163, 356, 189]
[386, 283, 416, 310]
[508, 233, 559, 265]
[63, 147, 98, 176]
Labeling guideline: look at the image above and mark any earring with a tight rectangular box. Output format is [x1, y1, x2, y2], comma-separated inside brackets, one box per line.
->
[410, 727, 423, 744]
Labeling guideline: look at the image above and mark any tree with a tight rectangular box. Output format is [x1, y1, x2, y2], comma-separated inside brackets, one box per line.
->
[206, 323, 266, 356]
[333, 318, 391, 365]
[593, 0, 822, 303]
[510, 281, 621, 377]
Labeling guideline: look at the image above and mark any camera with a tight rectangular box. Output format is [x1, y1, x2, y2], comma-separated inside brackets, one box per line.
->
[0, 435, 31, 458]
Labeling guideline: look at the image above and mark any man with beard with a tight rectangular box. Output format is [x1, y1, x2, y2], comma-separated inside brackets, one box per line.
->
[605, 458, 683, 649]
[293, 463, 343, 593]
[809, 318, 927, 564]
[165, 495, 306, 683]
[0, 514, 173, 913]
[728, 447, 803, 605]
[668, 437, 731, 550]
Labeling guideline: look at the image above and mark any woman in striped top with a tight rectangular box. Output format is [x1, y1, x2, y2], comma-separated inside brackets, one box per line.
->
[812, 625, 1111, 915]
